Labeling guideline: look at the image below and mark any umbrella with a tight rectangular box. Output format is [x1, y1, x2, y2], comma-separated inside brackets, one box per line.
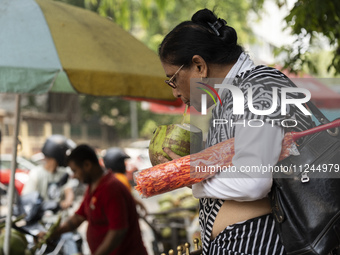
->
[135, 119, 340, 198]
[0, 0, 174, 100]
[0, 0, 173, 253]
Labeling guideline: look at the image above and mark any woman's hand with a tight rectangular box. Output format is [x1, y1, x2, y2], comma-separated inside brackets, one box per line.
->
[157, 147, 182, 164]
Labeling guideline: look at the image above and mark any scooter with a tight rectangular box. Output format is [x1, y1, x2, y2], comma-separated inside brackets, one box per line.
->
[9, 173, 83, 255]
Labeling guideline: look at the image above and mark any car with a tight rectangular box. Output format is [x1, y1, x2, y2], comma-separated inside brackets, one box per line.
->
[0, 154, 36, 195]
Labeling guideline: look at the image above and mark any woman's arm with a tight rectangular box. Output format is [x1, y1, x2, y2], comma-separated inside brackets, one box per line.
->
[192, 122, 285, 201]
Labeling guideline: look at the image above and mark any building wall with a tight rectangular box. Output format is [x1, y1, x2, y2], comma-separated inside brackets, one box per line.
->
[0, 120, 115, 158]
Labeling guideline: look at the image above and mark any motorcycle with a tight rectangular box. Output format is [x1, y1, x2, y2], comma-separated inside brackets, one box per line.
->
[5, 173, 84, 255]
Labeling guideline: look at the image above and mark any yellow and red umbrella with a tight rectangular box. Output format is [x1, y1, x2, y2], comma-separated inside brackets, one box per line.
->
[0, 0, 174, 101]
[0, 0, 175, 252]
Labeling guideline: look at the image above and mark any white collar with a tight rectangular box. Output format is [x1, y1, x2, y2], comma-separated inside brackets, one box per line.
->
[218, 52, 256, 98]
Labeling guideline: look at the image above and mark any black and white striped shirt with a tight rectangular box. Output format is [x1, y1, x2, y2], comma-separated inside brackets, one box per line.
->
[199, 66, 313, 254]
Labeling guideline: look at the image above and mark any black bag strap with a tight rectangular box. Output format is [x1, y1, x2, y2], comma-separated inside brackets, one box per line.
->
[306, 100, 330, 124]
[305, 101, 339, 137]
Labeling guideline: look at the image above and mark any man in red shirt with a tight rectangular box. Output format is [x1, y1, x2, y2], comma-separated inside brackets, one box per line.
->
[51, 144, 148, 255]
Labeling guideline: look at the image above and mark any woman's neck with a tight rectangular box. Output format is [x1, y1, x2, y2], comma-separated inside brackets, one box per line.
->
[208, 63, 234, 78]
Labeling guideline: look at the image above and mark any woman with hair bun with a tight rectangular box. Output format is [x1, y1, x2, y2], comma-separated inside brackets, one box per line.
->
[158, 8, 312, 255]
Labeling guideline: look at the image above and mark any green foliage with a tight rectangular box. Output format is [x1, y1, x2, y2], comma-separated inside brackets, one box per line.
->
[80, 96, 131, 138]
[308, 50, 340, 77]
[79, 95, 183, 140]
[82, 0, 256, 51]
[276, 0, 340, 75]
[137, 105, 184, 139]
[65, 0, 340, 76]
[57, 0, 263, 141]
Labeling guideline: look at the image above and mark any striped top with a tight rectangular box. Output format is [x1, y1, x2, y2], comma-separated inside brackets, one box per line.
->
[199, 66, 313, 254]
[208, 214, 285, 254]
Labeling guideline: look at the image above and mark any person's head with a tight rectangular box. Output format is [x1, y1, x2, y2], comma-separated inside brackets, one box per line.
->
[42, 134, 76, 172]
[66, 144, 101, 184]
[102, 147, 130, 174]
[159, 8, 243, 110]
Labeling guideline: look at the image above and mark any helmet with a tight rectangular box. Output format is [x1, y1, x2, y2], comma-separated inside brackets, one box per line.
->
[42, 135, 76, 167]
[103, 147, 130, 173]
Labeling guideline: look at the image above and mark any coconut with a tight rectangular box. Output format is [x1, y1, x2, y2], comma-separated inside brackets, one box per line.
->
[149, 123, 203, 166]
[0, 229, 28, 255]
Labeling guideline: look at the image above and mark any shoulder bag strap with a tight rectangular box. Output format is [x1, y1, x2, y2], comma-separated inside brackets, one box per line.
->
[306, 101, 330, 124]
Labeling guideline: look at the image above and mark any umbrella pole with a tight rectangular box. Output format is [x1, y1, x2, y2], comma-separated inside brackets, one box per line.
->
[130, 101, 138, 139]
[4, 94, 21, 255]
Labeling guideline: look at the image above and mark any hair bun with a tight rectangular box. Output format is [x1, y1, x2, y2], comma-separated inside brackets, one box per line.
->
[192, 8, 237, 45]
[159, 8, 244, 67]
[219, 25, 238, 45]
[207, 18, 227, 36]
[191, 8, 217, 27]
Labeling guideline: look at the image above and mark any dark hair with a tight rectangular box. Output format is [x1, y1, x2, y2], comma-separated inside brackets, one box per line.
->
[159, 8, 243, 67]
[67, 144, 100, 167]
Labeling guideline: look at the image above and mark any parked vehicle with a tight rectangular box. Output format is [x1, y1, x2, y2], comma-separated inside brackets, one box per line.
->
[8, 173, 84, 255]
[0, 154, 36, 195]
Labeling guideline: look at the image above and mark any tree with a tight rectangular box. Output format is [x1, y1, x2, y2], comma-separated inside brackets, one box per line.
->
[83, 0, 258, 51]
[274, 0, 340, 75]
[79, 95, 183, 139]
[59, 0, 260, 140]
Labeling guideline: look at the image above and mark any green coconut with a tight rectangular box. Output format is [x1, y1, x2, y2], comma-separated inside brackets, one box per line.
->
[149, 123, 203, 166]
[0, 229, 28, 255]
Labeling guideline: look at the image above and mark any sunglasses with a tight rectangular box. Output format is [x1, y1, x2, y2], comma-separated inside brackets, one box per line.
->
[164, 64, 184, 89]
